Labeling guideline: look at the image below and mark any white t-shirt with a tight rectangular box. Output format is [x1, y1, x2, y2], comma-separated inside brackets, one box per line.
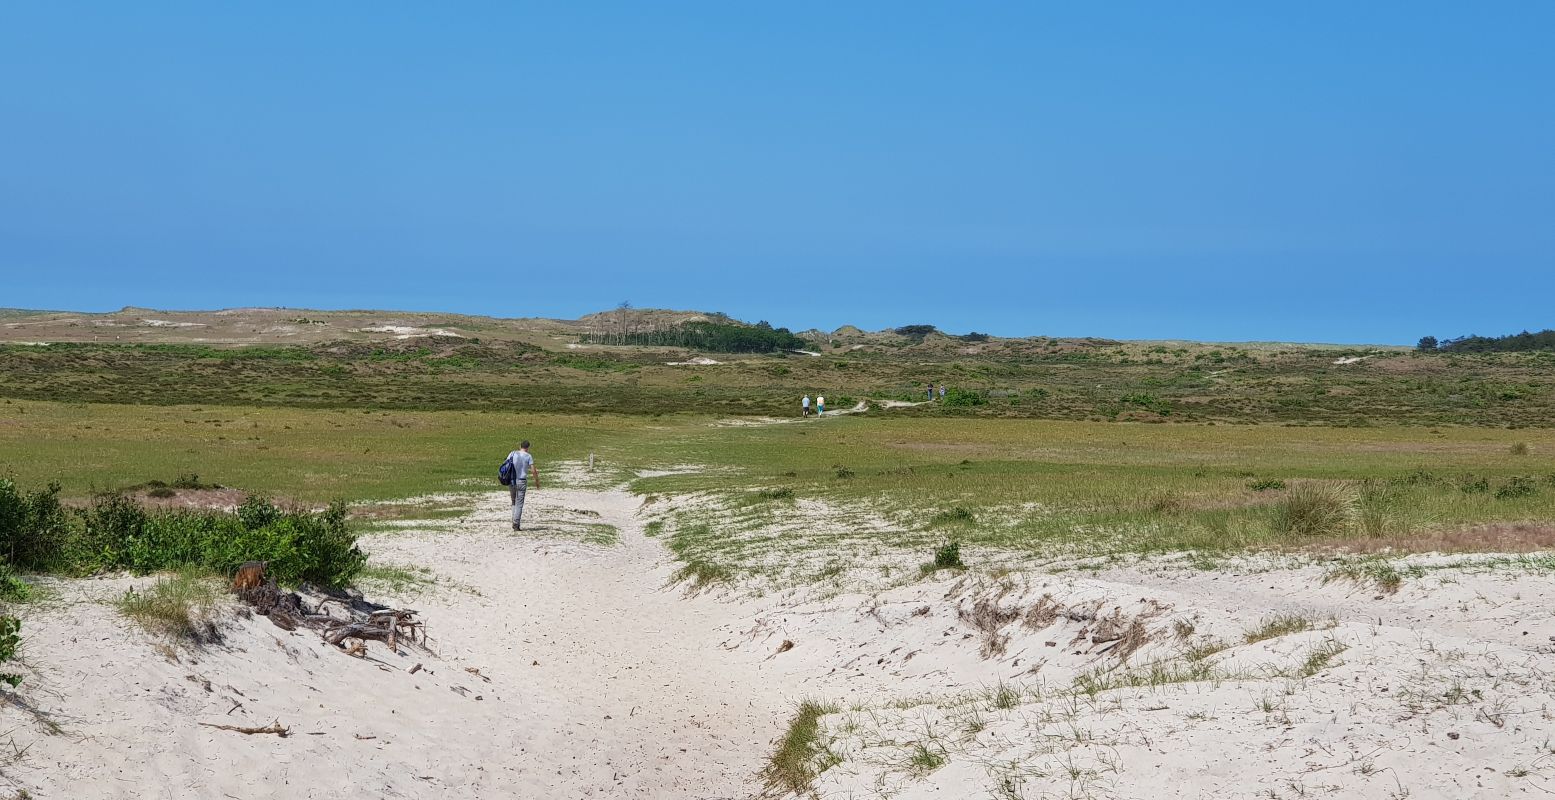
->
[507, 450, 534, 482]
[817, 396, 826, 406]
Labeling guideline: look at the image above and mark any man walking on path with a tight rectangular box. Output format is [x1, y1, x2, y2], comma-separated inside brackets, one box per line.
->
[505, 441, 539, 531]
[802, 394, 811, 417]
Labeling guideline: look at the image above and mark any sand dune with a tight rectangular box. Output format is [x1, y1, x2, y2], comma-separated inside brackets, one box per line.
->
[8, 483, 1555, 798]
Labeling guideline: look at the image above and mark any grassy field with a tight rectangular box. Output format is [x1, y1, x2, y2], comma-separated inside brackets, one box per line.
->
[0, 398, 673, 501]
[628, 413, 1555, 591]
[5, 394, 1553, 588]
[3, 327, 1553, 592]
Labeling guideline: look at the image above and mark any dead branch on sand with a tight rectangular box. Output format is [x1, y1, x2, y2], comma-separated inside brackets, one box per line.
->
[231, 567, 425, 657]
[199, 720, 289, 737]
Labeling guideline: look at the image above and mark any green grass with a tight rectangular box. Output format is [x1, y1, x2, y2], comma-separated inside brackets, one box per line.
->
[905, 742, 947, 775]
[117, 569, 227, 643]
[356, 563, 440, 595]
[0, 399, 673, 502]
[1296, 639, 1348, 678]
[581, 523, 620, 546]
[630, 415, 1555, 588]
[1243, 614, 1319, 644]
[1324, 558, 1419, 593]
[3, 381, 1554, 593]
[762, 700, 841, 795]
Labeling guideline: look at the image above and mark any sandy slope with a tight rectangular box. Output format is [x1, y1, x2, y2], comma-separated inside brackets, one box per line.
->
[6, 483, 1555, 799]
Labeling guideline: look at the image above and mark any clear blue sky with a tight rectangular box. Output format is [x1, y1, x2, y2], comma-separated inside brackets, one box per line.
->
[2, 3, 1551, 344]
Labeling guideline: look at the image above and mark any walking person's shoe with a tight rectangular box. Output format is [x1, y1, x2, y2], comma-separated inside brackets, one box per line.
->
[512, 523, 521, 531]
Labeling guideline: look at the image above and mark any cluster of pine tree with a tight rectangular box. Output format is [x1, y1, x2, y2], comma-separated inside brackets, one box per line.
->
[1418, 329, 1555, 352]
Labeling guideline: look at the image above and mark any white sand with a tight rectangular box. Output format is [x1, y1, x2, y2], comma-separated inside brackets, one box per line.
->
[7, 485, 1555, 798]
[141, 319, 207, 328]
[354, 325, 465, 339]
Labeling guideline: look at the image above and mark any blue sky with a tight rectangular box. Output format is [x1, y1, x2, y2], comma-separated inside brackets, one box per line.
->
[2, 3, 1551, 343]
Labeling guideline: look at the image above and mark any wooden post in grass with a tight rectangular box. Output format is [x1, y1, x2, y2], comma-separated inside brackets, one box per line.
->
[589, 452, 595, 471]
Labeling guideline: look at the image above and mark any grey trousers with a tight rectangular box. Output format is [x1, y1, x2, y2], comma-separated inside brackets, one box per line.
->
[509, 481, 527, 526]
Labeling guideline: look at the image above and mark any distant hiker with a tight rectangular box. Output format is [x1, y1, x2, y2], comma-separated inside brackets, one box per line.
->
[927, 383, 935, 401]
[503, 441, 539, 531]
[817, 394, 826, 416]
[938, 385, 946, 400]
[802, 394, 811, 417]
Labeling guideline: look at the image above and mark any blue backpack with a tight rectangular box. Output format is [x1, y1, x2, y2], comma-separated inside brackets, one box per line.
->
[498, 456, 516, 486]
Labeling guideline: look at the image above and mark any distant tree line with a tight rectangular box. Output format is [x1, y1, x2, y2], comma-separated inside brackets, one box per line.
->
[1417, 329, 1555, 353]
[894, 325, 938, 341]
[894, 324, 992, 343]
[580, 319, 807, 353]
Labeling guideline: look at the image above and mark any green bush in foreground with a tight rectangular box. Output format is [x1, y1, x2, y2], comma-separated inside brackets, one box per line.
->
[0, 480, 364, 587]
[921, 541, 965, 574]
[0, 479, 73, 572]
[0, 615, 21, 687]
[80, 495, 365, 586]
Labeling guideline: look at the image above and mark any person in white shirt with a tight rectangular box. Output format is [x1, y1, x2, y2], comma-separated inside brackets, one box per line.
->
[817, 395, 826, 416]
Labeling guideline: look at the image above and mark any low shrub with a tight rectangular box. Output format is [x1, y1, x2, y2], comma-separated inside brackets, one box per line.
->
[941, 387, 986, 407]
[0, 563, 31, 604]
[173, 473, 219, 490]
[0, 479, 73, 572]
[1495, 476, 1538, 500]
[0, 615, 20, 687]
[921, 541, 965, 573]
[1120, 392, 1170, 414]
[77, 493, 364, 586]
[1248, 478, 1286, 492]
[930, 507, 977, 525]
[1511, 442, 1530, 456]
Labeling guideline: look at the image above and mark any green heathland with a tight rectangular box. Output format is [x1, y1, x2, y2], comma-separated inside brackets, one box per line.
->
[4, 397, 1551, 570]
[2, 337, 1554, 426]
[1, 329, 1553, 591]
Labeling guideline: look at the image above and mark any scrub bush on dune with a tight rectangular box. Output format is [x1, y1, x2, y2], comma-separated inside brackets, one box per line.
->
[0, 479, 73, 572]
[75, 493, 365, 587]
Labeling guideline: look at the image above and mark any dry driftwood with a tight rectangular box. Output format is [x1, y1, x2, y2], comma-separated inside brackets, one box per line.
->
[200, 720, 289, 737]
[230, 565, 425, 657]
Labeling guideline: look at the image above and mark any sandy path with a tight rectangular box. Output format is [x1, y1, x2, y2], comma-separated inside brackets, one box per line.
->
[365, 486, 804, 798]
[7, 485, 804, 800]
